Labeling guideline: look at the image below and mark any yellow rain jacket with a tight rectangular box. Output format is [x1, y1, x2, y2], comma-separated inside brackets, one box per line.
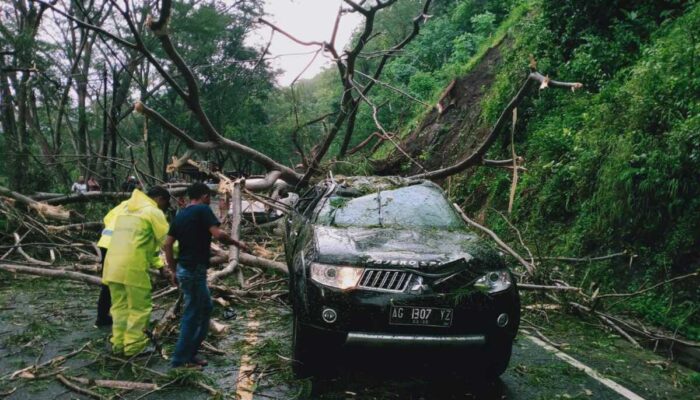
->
[102, 190, 169, 289]
[96, 200, 129, 249]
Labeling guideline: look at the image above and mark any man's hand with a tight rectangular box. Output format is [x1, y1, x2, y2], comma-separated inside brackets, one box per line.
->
[165, 268, 177, 287]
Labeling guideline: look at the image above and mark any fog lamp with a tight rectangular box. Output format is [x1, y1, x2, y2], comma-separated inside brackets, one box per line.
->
[322, 308, 337, 324]
[497, 313, 509, 327]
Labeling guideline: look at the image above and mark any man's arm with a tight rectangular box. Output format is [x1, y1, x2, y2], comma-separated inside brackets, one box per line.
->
[209, 226, 251, 253]
[163, 235, 177, 286]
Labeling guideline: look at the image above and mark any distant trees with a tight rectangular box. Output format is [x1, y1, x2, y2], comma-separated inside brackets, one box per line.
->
[0, 0, 274, 192]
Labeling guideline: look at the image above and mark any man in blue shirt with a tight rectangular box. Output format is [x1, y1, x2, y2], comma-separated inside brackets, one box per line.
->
[164, 182, 249, 368]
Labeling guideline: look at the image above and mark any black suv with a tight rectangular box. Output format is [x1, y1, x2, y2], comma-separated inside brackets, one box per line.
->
[284, 177, 520, 378]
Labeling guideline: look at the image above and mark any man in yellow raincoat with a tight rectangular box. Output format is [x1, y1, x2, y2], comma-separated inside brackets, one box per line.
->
[102, 186, 170, 356]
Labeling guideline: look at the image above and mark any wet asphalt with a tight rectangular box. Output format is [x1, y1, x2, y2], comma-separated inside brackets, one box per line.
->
[1, 275, 697, 399]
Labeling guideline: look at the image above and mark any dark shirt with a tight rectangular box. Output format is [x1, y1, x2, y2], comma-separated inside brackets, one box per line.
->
[122, 181, 138, 192]
[168, 204, 220, 267]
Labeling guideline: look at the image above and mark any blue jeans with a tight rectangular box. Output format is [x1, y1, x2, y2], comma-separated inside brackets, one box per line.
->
[171, 264, 213, 367]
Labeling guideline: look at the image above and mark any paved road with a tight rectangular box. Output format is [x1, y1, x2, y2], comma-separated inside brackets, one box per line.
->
[254, 335, 643, 400]
[1, 275, 696, 399]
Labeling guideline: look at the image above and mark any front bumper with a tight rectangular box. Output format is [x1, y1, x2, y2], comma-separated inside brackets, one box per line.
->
[296, 278, 520, 347]
[345, 332, 486, 346]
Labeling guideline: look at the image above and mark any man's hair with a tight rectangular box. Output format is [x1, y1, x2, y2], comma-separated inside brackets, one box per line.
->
[147, 185, 170, 200]
[188, 182, 212, 200]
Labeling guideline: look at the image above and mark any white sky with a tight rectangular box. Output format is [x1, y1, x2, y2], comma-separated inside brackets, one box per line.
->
[248, 0, 363, 86]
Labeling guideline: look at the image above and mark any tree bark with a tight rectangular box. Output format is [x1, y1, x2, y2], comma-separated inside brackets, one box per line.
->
[0, 263, 101, 286]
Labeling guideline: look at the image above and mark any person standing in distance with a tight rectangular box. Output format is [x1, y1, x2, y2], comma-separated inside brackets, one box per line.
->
[164, 182, 249, 368]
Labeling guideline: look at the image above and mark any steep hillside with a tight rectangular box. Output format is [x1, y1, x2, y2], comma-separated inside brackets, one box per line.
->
[370, 0, 699, 339]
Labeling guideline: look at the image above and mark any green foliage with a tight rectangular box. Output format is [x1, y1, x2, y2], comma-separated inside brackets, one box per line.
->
[450, 0, 700, 338]
[165, 366, 216, 387]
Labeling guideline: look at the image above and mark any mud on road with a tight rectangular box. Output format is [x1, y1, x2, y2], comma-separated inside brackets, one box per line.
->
[0, 274, 698, 399]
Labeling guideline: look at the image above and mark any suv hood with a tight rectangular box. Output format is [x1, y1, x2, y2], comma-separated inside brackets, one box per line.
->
[312, 225, 503, 271]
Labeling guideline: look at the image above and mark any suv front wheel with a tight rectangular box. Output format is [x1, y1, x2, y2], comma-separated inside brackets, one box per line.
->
[291, 314, 321, 378]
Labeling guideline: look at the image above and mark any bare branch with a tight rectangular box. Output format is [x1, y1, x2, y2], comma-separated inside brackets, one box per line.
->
[135, 101, 216, 151]
[597, 272, 699, 300]
[452, 203, 535, 275]
[257, 18, 325, 48]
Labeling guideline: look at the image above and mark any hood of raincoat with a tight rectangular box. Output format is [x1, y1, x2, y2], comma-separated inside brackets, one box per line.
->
[102, 190, 169, 289]
[126, 189, 158, 211]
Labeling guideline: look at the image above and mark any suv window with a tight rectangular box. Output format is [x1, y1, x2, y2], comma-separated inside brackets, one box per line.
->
[316, 184, 464, 229]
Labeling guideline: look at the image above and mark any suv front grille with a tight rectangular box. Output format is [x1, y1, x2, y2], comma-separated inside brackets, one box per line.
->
[359, 269, 412, 292]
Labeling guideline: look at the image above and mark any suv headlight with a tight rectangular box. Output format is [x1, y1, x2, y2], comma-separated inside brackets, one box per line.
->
[310, 262, 364, 290]
[474, 271, 512, 293]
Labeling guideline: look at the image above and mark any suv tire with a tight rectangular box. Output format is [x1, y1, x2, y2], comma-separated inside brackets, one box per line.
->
[479, 340, 513, 380]
[291, 314, 321, 378]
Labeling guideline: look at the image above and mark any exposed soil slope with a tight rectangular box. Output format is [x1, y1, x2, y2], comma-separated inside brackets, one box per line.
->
[372, 41, 506, 177]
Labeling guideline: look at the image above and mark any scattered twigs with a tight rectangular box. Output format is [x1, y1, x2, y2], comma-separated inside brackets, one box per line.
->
[6, 341, 91, 380]
[95, 352, 219, 396]
[153, 295, 182, 339]
[568, 302, 642, 349]
[243, 190, 291, 214]
[493, 208, 534, 266]
[452, 203, 535, 276]
[536, 251, 629, 263]
[201, 341, 226, 355]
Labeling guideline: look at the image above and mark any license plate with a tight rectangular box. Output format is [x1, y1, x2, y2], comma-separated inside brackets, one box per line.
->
[389, 306, 453, 327]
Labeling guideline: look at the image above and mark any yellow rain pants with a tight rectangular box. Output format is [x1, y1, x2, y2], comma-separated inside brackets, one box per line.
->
[108, 282, 152, 355]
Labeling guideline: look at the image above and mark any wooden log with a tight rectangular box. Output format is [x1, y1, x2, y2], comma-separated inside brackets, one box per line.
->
[0, 263, 101, 286]
[210, 252, 287, 274]
[208, 180, 242, 283]
[68, 376, 158, 391]
[0, 185, 75, 221]
[46, 221, 104, 233]
[57, 374, 105, 400]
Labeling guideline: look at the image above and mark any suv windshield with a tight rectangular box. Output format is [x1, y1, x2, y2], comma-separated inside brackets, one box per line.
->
[315, 184, 464, 229]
